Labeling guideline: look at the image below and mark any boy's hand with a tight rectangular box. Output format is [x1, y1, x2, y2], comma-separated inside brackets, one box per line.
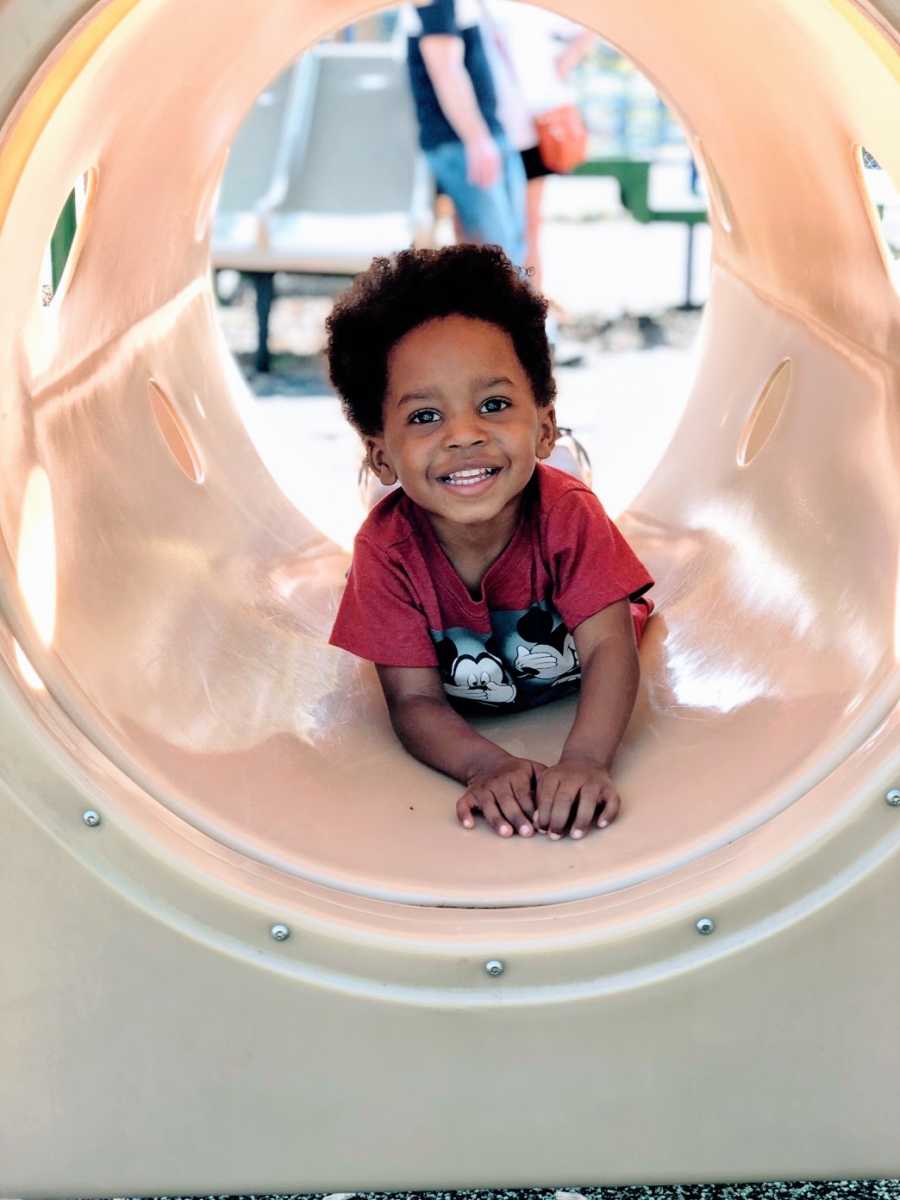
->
[457, 756, 546, 837]
[534, 754, 621, 840]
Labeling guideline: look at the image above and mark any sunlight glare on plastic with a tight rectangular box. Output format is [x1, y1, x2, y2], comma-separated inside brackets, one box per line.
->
[17, 466, 57, 648]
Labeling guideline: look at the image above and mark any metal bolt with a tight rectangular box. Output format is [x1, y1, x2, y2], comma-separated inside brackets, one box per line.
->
[269, 923, 291, 942]
[695, 916, 716, 936]
[886, 789, 900, 808]
[82, 810, 101, 828]
[484, 959, 505, 977]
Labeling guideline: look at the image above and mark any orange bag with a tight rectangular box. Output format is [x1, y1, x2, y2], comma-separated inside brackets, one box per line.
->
[534, 104, 589, 174]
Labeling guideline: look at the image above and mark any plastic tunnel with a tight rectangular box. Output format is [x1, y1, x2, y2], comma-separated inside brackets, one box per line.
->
[1, 0, 899, 1194]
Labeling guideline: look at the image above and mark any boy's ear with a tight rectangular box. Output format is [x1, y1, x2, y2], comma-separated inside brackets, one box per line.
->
[536, 404, 558, 460]
[365, 437, 398, 486]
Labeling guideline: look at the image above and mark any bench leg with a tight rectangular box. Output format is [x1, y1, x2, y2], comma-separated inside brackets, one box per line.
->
[248, 271, 275, 373]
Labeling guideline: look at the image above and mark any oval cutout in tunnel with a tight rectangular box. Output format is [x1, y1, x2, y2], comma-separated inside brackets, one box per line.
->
[148, 380, 204, 483]
[858, 146, 900, 294]
[738, 359, 792, 467]
[40, 168, 98, 307]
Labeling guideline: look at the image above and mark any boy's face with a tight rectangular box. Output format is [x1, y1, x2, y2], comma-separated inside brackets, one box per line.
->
[367, 315, 556, 532]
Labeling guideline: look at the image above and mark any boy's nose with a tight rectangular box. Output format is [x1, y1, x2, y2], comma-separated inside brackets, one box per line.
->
[444, 416, 486, 449]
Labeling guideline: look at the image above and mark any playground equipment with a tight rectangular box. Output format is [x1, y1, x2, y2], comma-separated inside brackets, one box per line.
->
[574, 46, 709, 307]
[0, 0, 898, 1195]
[212, 40, 434, 370]
[575, 154, 707, 306]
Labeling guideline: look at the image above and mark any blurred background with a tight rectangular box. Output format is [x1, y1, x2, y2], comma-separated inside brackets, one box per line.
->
[44, 3, 900, 549]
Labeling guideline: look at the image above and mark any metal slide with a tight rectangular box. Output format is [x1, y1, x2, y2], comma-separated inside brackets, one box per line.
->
[213, 42, 434, 275]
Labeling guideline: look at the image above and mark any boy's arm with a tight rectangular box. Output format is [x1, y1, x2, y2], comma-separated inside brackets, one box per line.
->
[563, 599, 640, 767]
[534, 599, 640, 839]
[376, 664, 542, 837]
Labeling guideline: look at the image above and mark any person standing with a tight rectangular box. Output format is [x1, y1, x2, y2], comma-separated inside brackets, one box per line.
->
[486, 1, 597, 288]
[403, 1, 526, 266]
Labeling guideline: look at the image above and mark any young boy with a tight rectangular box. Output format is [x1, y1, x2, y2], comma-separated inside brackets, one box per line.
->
[327, 245, 653, 841]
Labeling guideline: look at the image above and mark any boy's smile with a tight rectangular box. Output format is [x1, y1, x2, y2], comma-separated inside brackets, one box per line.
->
[367, 315, 556, 548]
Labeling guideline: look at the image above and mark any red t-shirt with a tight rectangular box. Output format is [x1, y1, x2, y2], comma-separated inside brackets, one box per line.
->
[329, 463, 653, 712]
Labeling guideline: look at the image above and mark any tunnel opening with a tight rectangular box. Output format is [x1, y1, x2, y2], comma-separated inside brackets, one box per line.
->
[211, 10, 711, 552]
[0, 0, 897, 922]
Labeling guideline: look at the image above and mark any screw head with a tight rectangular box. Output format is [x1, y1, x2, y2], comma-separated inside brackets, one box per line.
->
[484, 959, 505, 977]
[82, 809, 101, 828]
[695, 916, 716, 936]
[886, 789, 900, 808]
[270, 923, 291, 942]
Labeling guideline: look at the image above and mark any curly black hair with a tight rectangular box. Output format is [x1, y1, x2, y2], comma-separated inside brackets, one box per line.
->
[325, 244, 556, 437]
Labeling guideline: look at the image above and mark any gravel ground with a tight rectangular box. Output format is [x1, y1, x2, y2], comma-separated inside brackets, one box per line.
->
[126, 1184, 900, 1200]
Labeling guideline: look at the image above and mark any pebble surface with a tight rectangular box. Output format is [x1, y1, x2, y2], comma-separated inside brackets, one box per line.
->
[127, 1183, 900, 1200]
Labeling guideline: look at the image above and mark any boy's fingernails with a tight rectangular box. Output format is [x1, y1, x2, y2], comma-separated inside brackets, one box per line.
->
[463, 819, 474, 828]
[571, 828, 584, 839]
[519, 824, 533, 836]
[549, 832, 561, 841]
[500, 823, 512, 836]
[598, 819, 609, 828]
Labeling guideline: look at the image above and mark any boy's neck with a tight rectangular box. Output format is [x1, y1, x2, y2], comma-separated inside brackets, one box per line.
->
[427, 493, 525, 595]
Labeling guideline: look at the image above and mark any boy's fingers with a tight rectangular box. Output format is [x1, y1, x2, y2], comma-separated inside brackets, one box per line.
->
[548, 785, 579, 837]
[456, 791, 478, 829]
[534, 773, 559, 833]
[570, 785, 602, 839]
[480, 791, 515, 837]
[510, 772, 537, 819]
[527, 763, 546, 816]
[596, 787, 621, 829]
[494, 782, 534, 836]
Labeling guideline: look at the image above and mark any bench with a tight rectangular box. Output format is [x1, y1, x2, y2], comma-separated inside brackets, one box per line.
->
[574, 154, 707, 308]
[212, 43, 434, 371]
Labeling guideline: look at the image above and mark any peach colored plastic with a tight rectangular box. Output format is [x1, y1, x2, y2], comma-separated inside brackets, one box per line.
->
[0, 0, 898, 1194]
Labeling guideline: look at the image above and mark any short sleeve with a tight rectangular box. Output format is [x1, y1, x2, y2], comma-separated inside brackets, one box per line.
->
[329, 536, 439, 668]
[416, 0, 459, 37]
[545, 487, 654, 632]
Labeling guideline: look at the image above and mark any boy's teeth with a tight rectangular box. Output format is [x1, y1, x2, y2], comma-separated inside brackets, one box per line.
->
[444, 467, 496, 485]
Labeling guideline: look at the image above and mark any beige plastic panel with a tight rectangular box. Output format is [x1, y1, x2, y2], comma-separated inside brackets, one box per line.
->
[0, 0, 898, 1194]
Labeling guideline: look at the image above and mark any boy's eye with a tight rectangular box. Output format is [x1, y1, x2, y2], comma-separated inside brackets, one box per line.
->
[481, 396, 510, 413]
[408, 408, 441, 425]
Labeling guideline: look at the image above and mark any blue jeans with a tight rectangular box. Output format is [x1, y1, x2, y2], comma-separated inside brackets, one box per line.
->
[425, 133, 526, 267]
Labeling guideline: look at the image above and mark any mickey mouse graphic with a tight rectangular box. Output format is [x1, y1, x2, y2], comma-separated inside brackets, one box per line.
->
[435, 633, 517, 706]
[512, 605, 580, 688]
